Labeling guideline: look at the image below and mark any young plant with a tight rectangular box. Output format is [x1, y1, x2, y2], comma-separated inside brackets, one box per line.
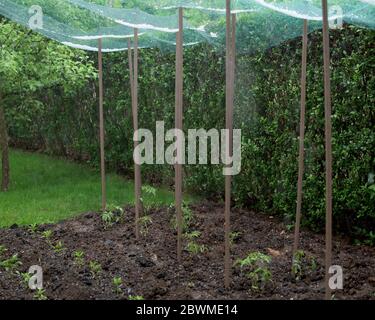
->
[73, 250, 85, 267]
[235, 252, 272, 291]
[89, 260, 102, 278]
[17, 271, 32, 288]
[141, 185, 157, 213]
[0, 254, 22, 272]
[184, 231, 207, 255]
[27, 223, 39, 234]
[186, 242, 208, 255]
[129, 295, 144, 300]
[171, 201, 193, 232]
[41, 230, 53, 243]
[142, 185, 156, 197]
[34, 288, 47, 300]
[112, 276, 123, 294]
[248, 267, 272, 291]
[310, 257, 318, 272]
[184, 231, 201, 240]
[0, 245, 7, 256]
[52, 241, 66, 254]
[139, 215, 152, 236]
[182, 202, 193, 230]
[292, 250, 318, 281]
[101, 205, 124, 229]
[229, 231, 241, 245]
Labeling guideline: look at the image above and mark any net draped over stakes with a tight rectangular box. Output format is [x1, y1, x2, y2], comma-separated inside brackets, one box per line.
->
[1, 0, 374, 299]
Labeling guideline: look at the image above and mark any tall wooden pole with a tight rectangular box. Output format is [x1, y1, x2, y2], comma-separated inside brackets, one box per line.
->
[127, 40, 134, 111]
[225, 0, 235, 289]
[293, 20, 308, 255]
[175, 7, 184, 263]
[322, 0, 333, 300]
[134, 28, 142, 240]
[98, 38, 106, 211]
[128, 29, 142, 240]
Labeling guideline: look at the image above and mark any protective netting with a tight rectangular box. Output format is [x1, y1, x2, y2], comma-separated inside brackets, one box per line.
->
[0, 1, 374, 52]
[0, 0, 214, 51]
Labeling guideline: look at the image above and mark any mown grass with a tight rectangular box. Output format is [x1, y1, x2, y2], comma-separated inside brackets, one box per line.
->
[0, 149, 178, 227]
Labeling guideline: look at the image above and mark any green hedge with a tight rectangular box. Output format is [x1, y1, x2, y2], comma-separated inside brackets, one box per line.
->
[6, 25, 375, 243]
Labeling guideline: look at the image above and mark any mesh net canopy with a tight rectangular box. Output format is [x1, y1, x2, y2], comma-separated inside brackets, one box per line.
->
[0, 0, 374, 52]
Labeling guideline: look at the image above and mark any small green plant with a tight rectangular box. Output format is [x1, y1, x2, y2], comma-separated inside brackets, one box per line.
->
[52, 241, 66, 254]
[89, 260, 102, 278]
[27, 223, 39, 234]
[292, 250, 318, 281]
[139, 215, 152, 236]
[236, 252, 272, 268]
[0, 254, 22, 272]
[0, 245, 7, 256]
[141, 186, 157, 213]
[184, 231, 207, 255]
[235, 252, 272, 291]
[113, 276, 123, 294]
[171, 201, 193, 232]
[286, 224, 294, 231]
[41, 230, 53, 242]
[248, 267, 272, 291]
[73, 250, 85, 267]
[229, 231, 241, 245]
[186, 242, 208, 255]
[182, 202, 193, 230]
[142, 185, 157, 197]
[129, 295, 144, 300]
[184, 231, 201, 240]
[101, 205, 124, 228]
[310, 257, 318, 272]
[34, 288, 47, 300]
[292, 250, 305, 280]
[17, 271, 32, 287]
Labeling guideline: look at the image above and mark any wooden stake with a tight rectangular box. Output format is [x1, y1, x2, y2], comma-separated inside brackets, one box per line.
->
[134, 28, 142, 241]
[322, 0, 333, 300]
[293, 20, 308, 255]
[224, 0, 236, 289]
[98, 38, 106, 211]
[127, 39, 134, 110]
[128, 30, 142, 240]
[175, 7, 184, 263]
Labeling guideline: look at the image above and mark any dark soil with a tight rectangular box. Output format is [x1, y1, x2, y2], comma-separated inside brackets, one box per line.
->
[0, 202, 374, 300]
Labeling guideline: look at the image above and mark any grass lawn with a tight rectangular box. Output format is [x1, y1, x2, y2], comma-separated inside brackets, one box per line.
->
[0, 149, 177, 227]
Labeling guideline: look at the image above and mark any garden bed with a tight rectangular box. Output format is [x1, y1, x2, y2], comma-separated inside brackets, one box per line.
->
[0, 202, 374, 300]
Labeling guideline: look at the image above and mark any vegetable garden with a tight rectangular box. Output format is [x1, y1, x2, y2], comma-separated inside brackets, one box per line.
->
[0, 0, 374, 301]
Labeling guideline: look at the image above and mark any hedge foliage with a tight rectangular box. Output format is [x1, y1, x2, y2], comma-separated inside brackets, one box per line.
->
[6, 25, 374, 243]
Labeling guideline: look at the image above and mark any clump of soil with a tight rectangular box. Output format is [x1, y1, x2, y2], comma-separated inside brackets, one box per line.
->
[0, 202, 374, 300]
